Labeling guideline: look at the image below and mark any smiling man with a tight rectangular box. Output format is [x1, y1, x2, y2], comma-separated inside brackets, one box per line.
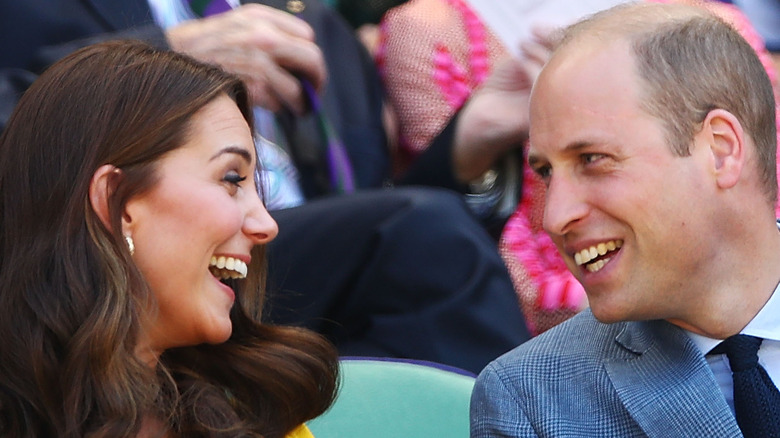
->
[470, 2, 780, 437]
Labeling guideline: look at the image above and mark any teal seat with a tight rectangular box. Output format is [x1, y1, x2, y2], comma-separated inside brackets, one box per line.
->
[307, 358, 475, 438]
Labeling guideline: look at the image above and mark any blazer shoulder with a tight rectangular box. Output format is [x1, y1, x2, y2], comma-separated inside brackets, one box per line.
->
[501, 310, 625, 359]
[481, 310, 636, 384]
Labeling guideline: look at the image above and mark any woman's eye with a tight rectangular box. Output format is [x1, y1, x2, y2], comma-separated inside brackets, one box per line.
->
[224, 172, 247, 187]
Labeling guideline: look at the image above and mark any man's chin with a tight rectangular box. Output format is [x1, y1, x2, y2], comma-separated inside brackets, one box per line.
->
[589, 303, 633, 325]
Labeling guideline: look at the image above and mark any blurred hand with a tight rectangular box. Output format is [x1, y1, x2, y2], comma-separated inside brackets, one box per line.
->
[166, 4, 327, 115]
[452, 26, 557, 182]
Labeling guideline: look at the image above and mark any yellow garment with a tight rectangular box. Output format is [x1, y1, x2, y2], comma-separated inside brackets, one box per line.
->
[286, 424, 314, 438]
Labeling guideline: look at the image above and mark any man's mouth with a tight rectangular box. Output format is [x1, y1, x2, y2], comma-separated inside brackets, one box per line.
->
[574, 240, 623, 273]
[208, 256, 248, 280]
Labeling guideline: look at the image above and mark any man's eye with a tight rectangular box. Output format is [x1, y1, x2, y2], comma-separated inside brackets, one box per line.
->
[583, 153, 606, 164]
[533, 164, 552, 179]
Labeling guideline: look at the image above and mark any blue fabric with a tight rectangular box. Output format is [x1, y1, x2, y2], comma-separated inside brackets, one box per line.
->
[471, 310, 744, 437]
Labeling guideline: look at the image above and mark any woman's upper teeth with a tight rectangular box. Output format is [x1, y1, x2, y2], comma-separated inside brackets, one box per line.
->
[209, 256, 248, 279]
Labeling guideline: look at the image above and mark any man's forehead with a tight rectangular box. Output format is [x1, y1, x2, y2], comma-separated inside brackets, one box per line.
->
[527, 39, 656, 168]
[545, 36, 632, 82]
[530, 40, 639, 122]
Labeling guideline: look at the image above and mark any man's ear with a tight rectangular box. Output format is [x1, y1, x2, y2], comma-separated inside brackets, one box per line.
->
[701, 108, 744, 190]
[89, 164, 121, 231]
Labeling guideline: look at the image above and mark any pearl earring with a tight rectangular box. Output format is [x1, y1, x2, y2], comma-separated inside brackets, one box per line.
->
[125, 235, 135, 256]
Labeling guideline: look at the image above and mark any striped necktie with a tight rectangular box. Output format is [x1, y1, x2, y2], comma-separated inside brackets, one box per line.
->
[184, 0, 356, 193]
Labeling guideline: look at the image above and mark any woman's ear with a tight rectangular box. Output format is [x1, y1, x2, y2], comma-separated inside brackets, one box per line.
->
[89, 164, 120, 231]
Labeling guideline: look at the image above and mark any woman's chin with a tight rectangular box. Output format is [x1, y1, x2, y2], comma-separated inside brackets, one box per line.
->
[198, 318, 234, 346]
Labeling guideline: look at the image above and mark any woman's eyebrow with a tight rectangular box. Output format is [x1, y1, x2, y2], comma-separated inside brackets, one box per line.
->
[210, 146, 253, 164]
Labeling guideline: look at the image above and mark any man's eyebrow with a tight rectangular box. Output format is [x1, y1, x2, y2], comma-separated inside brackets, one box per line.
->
[563, 141, 593, 152]
[528, 141, 595, 167]
[210, 146, 253, 164]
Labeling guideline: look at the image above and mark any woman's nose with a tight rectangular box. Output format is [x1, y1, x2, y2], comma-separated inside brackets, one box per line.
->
[243, 197, 279, 245]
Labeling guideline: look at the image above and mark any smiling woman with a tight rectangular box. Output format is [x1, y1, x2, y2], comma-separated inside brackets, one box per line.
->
[0, 41, 337, 437]
[117, 94, 279, 359]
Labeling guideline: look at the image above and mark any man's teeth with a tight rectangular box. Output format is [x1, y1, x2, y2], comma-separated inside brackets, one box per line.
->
[209, 256, 248, 279]
[574, 240, 623, 272]
[586, 257, 611, 273]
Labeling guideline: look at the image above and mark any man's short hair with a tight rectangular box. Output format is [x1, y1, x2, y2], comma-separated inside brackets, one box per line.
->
[557, 3, 777, 203]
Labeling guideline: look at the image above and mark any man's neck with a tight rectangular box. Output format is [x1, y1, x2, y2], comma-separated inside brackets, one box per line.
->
[667, 218, 780, 339]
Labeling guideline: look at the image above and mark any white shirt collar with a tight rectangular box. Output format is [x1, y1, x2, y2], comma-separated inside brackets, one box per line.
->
[743, 282, 780, 342]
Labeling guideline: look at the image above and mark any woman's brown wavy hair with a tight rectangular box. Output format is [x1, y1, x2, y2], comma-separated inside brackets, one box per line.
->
[0, 40, 338, 438]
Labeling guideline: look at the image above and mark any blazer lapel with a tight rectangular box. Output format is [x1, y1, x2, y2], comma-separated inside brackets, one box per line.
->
[83, 0, 153, 30]
[605, 320, 742, 438]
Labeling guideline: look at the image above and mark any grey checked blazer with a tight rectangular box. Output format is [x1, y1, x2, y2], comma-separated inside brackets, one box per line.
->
[470, 309, 744, 437]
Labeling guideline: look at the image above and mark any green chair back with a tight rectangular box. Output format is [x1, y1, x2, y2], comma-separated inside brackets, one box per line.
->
[307, 358, 475, 438]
